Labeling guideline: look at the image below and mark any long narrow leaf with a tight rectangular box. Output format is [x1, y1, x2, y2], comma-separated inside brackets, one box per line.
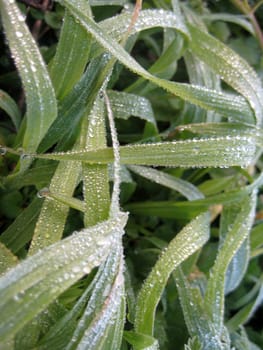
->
[0, 212, 128, 341]
[0, 243, 18, 276]
[176, 122, 263, 147]
[0, 90, 21, 130]
[82, 93, 110, 228]
[134, 212, 210, 336]
[0, 0, 57, 151]
[38, 55, 110, 153]
[108, 90, 156, 126]
[56, 0, 253, 120]
[188, 24, 263, 125]
[28, 159, 81, 254]
[174, 268, 229, 350]
[128, 165, 203, 200]
[49, 2, 92, 99]
[204, 192, 257, 331]
[0, 197, 43, 254]
[35, 135, 257, 168]
[66, 242, 125, 350]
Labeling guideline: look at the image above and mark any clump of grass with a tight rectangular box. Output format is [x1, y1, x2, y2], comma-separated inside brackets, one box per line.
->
[0, 0, 263, 349]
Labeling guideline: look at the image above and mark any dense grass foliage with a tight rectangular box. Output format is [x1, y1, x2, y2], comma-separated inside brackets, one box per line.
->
[0, 0, 263, 349]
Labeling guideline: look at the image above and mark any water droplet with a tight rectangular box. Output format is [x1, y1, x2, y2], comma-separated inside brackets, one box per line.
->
[37, 187, 50, 198]
[15, 31, 23, 38]
[18, 14, 25, 22]
[20, 153, 31, 161]
[0, 147, 7, 155]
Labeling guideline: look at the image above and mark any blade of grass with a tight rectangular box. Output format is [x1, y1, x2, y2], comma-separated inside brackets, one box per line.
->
[0, 243, 18, 276]
[56, 0, 253, 120]
[34, 135, 257, 168]
[28, 158, 81, 254]
[108, 90, 156, 126]
[82, 93, 110, 228]
[0, 0, 57, 152]
[174, 268, 231, 349]
[49, 2, 92, 100]
[0, 212, 128, 342]
[188, 23, 263, 125]
[204, 192, 257, 331]
[176, 122, 263, 146]
[128, 165, 204, 200]
[0, 197, 43, 254]
[0, 90, 21, 131]
[134, 212, 210, 336]
[38, 54, 110, 153]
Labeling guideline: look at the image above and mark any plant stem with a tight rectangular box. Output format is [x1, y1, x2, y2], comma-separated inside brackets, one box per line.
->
[247, 11, 263, 51]
[231, 0, 263, 51]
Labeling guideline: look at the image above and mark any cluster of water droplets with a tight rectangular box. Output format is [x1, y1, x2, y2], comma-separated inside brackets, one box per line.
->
[123, 135, 256, 168]
[191, 25, 263, 125]
[1, 0, 57, 153]
[108, 90, 156, 125]
[67, 241, 125, 349]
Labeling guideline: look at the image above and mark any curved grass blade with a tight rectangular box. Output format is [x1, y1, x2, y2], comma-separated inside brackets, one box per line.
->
[0, 0, 57, 152]
[227, 279, 263, 332]
[202, 14, 254, 35]
[134, 212, 210, 336]
[0, 197, 43, 254]
[82, 93, 110, 228]
[174, 268, 231, 350]
[204, 192, 257, 331]
[183, 50, 221, 123]
[128, 165, 203, 200]
[126, 29, 183, 94]
[49, 3, 92, 100]
[4, 161, 57, 191]
[108, 90, 156, 126]
[124, 331, 159, 350]
[56, 0, 253, 119]
[38, 55, 110, 153]
[96, 8, 189, 45]
[28, 158, 81, 254]
[0, 212, 128, 342]
[65, 243, 125, 350]
[177, 122, 263, 147]
[188, 24, 263, 125]
[38, 242, 125, 350]
[0, 90, 21, 131]
[35, 135, 257, 168]
[219, 204, 250, 295]
[125, 187, 250, 220]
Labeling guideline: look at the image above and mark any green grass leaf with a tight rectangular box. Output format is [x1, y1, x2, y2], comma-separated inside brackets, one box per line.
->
[188, 24, 263, 125]
[0, 90, 21, 131]
[0, 197, 43, 254]
[82, 93, 111, 228]
[108, 90, 156, 126]
[35, 135, 257, 168]
[0, 212, 128, 341]
[204, 192, 257, 331]
[0, 242, 18, 276]
[57, 0, 253, 119]
[0, 0, 57, 152]
[49, 3, 92, 100]
[134, 212, 210, 337]
[128, 165, 203, 200]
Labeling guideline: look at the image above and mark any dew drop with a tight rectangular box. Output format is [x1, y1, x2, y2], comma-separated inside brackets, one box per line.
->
[18, 14, 25, 22]
[0, 147, 7, 155]
[15, 31, 23, 38]
[37, 187, 50, 199]
[20, 153, 31, 161]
